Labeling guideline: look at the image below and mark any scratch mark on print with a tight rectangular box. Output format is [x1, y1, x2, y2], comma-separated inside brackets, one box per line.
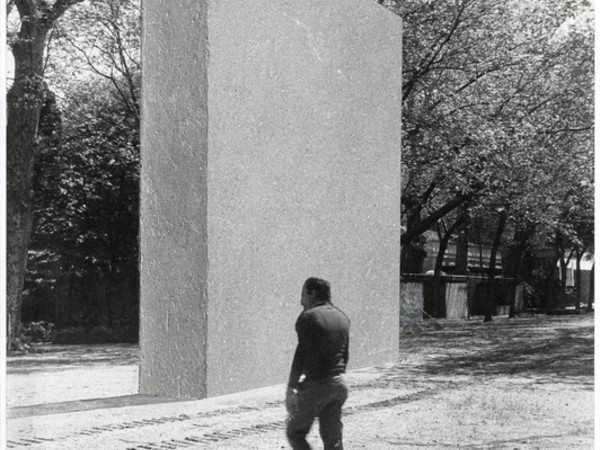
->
[282, 12, 323, 61]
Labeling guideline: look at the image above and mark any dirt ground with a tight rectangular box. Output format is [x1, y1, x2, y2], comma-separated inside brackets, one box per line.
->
[5, 314, 595, 449]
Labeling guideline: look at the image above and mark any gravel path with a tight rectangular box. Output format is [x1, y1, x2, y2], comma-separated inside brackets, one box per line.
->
[5, 314, 594, 449]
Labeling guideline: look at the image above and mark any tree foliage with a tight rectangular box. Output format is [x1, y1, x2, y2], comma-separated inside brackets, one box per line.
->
[8, 0, 141, 348]
[26, 76, 140, 340]
[7, 0, 86, 351]
[386, 0, 593, 293]
[47, 0, 141, 123]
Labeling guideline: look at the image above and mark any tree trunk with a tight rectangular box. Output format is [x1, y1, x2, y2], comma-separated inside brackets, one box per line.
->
[586, 263, 594, 312]
[430, 216, 466, 319]
[543, 253, 560, 312]
[575, 250, 582, 310]
[7, 0, 84, 351]
[7, 25, 48, 352]
[506, 224, 535, 318]
[434, 233, 450, 278]
[401, 192, 474, 245]
[555, 238, 573, 310]
[401, 207, 426, 274]
[483, 211, 507, 322]
[435, 215, 466, 278]
[454, 206, 469, 275]
[558, 255, 569, 302]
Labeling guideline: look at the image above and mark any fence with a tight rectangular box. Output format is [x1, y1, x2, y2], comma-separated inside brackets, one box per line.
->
[400, 275, 524, 321]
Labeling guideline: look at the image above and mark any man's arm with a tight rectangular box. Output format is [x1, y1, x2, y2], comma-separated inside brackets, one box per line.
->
[287, 314, 311, 389]
[343, 337, 349, 366]
[288, 344, 304, 389]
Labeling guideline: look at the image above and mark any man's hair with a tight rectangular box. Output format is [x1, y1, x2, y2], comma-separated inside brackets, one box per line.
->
[303, 277, 331, 302]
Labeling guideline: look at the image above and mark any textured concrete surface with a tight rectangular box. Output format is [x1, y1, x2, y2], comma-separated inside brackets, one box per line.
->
[140, 0, 402, 398]
[204, 0, 402, 397]
[139, 0, 210, 399]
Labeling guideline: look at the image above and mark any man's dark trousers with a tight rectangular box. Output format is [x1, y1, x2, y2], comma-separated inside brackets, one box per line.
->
[286, 375, 348, 450]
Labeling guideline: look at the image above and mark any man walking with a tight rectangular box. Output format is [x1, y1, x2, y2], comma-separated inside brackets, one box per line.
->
[286, 277, 351, 450]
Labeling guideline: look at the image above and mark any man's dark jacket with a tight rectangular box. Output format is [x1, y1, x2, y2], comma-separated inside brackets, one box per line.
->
[288, 301, 350, 389]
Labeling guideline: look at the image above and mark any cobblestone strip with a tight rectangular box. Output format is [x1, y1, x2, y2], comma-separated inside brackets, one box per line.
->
[6, 439, 51, 448]
[122, 389, 441, 450]
[123, 421, 289, 450]
[7, 379, 447, 449]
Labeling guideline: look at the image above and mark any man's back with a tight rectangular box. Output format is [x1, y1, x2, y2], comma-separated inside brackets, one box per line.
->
[295, 302, 350, 382]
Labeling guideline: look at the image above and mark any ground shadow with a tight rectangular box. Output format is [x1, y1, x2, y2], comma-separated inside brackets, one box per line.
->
[6, 344, 138, 373]
[7, 394, 186, 419]
[398, 315, 594, 382]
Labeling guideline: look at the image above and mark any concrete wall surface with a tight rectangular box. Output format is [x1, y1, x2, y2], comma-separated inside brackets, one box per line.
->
[140, 0, 402, 398]
[139, 1, 210, 398]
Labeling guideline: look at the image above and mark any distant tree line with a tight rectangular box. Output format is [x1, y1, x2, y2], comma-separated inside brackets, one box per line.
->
[6, 0, 593, 349]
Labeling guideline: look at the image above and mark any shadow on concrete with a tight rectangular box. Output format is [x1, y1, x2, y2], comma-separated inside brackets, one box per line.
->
[7, 394, 186, 419]
[398, 315, 594, 382]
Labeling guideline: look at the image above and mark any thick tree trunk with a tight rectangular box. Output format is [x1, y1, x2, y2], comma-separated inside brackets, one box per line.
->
[483, 212, 507, 322]
[401, 193, 473, 246]
[401, 207, 426, 274]
[434, 215, 466, 277]
[7, 0, 84, 351]
[7, 29, 48, 352]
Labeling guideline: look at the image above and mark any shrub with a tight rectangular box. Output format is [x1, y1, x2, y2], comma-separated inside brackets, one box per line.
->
[21, 321, 55, 343]
[52, 325, 138, 344]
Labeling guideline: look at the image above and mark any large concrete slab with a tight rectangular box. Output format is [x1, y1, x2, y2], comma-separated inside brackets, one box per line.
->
[140, 0, 402, 398]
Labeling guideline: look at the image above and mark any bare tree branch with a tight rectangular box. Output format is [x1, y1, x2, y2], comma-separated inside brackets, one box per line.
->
[541, 126, 593, 135]
[42, 0, 84, 29]
[401, 190, 479, 246]
[42, 26, 55, 76]
[403, 0, 472, 101]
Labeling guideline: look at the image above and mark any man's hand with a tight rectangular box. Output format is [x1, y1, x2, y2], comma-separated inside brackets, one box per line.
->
[285, 386, 298, 414]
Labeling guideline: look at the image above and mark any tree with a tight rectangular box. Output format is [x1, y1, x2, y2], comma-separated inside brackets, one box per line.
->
[47, 0, 141, 126]
[25, 75, 140, 338]
[483, 210, 507, 322]
[7, 0, 142, 348]
[7, 0, 85, 351]
[21, 84, 65, 327]
[24, 0, 141, 340]
[505, 222, 536, 318]
[388, 0, 593, 294]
